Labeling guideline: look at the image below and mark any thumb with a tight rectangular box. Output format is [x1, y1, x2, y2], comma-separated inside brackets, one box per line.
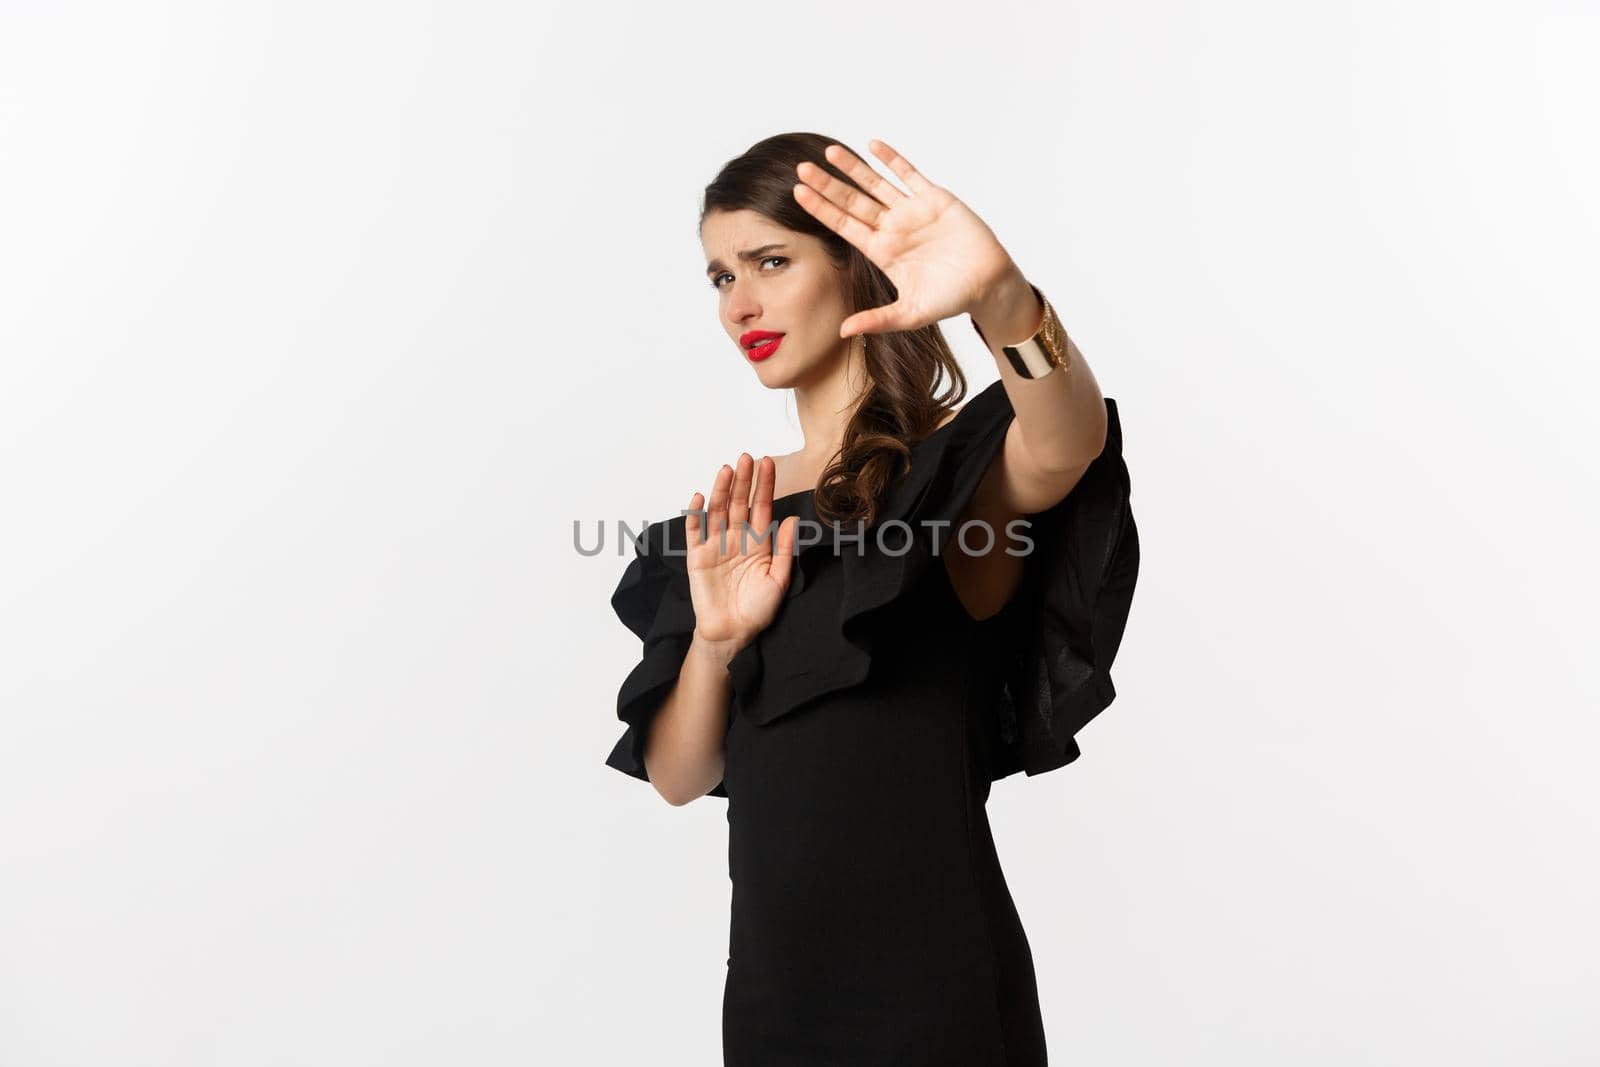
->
[840, 305, 895, 339]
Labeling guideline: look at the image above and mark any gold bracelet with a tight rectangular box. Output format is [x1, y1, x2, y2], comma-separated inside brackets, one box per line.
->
[970, 283, 1070, 379]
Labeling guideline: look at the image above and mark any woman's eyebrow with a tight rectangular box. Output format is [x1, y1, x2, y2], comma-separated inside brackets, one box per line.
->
[705, 243, 789, 276]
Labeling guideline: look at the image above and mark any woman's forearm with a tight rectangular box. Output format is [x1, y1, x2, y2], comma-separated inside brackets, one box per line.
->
[971, 269, 1108, 472]
[641, 630, 741, 805]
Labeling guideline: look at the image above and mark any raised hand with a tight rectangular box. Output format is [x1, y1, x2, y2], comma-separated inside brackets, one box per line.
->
[682, 453, 799, 653]
[791, 138, 1024, 340]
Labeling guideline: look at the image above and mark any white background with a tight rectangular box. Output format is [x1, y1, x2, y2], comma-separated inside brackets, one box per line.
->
[2, 2, 1596, 1064]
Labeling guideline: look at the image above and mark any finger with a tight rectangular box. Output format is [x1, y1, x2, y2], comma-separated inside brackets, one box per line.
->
[706, 464, 733, 551]
[767, 515, 799, 588]
[840, 304, 899, 340]
[791, 180, 877, 251]
[685, 491, 705, 546]
[795, 158, 890, 229]
[821, 141, 910, 206]
[749, 455, 775, 544]
[865, 138, 937, 197]
[728, 452, 753, 535]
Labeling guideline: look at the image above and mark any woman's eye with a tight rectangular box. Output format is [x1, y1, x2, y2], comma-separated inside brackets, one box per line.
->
[711, 256, 787, 290]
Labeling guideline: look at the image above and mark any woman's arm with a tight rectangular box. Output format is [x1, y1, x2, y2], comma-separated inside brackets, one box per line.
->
[946, 271, 1110, 622]
[641, 630, 740, 806]
[786, 137, 1109, 494]
[643, 454, 798, 805]
[971, 270, 1108, 492]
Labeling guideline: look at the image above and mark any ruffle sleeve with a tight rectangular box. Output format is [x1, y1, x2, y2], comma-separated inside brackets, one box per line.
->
[980, 394, 1139, 779]
[722, 378, 1138, 782]
[604, 514, 729, 798]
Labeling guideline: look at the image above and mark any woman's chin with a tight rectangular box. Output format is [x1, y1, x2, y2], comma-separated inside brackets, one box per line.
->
[749, 358, 801, 389]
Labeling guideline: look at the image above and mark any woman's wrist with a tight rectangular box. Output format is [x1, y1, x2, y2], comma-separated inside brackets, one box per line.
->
[970, 267, 1044, 349]
[690, 628, 743, 671]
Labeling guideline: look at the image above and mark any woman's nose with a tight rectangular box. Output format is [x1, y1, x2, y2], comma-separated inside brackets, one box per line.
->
[726, 292, 760, 324]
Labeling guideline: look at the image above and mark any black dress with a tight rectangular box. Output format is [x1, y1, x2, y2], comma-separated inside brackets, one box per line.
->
[606, 379, 1140, 1066]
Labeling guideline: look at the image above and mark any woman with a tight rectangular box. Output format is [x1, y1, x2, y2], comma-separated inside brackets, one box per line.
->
[605, 132, 1140, 1066]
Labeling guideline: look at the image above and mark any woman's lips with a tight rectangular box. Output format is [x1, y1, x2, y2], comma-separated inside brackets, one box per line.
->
[746, 335, 783, 361]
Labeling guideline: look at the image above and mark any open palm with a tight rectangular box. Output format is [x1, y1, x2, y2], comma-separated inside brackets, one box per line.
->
[793, 138, 1020, 339]
[683, 454, 799, 649]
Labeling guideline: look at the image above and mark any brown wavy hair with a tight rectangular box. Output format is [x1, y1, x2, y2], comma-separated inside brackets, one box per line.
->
[700, 132, 969, 530]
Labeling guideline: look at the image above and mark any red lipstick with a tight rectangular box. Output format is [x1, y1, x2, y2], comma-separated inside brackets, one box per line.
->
[740, 330, 785, 362]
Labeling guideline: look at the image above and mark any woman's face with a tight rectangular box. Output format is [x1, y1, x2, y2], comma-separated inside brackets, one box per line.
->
[701, 208, 854, 388]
